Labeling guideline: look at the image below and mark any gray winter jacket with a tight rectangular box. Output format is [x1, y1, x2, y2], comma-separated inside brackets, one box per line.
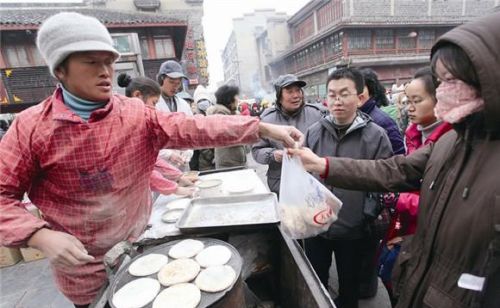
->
[305, 112, 393, 239]
[252, 103, 326, 193]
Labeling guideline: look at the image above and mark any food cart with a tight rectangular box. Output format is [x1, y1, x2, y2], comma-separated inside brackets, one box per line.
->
[91, 168, 336, 308]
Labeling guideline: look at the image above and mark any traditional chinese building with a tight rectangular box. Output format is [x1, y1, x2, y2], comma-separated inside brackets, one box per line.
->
[269, 0, 499, 102]
[104, 0, 209, 89]
[0, 0, 208, 113]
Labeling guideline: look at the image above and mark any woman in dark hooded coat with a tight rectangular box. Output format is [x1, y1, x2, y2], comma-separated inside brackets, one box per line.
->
[289, 12, 500, 308]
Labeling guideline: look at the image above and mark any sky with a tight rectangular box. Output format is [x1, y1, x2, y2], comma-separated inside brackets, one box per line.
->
[202, 0, 310, 89]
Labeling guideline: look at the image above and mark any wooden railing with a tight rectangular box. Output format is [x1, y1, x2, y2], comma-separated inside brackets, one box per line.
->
[283, 47, 431, 75]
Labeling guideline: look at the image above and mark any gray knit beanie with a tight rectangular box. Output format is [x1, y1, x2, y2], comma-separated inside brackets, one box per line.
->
[36, 12, 120, 77]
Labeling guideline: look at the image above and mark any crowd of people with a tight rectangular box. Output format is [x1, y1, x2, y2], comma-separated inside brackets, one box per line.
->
[0, 9, 498, 308]
[0, 12, 302, 308]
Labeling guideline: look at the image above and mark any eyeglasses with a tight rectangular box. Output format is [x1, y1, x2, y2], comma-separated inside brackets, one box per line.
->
[328, 93, 357, 103]
[401, 99, 424, 107]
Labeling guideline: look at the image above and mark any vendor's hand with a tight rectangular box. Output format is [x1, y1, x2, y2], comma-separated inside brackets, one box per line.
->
[27, 228, 95, 268]
[286, 147, 327, 174]
[179, 174, 198, 186]
[273, 150, 284, 163]
[175, 186, 197, 197]
[259, 122, 303, 148]
[169, 153, 186, 167]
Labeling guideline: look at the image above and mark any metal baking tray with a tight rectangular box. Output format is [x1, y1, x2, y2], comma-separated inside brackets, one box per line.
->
[176, 193, 280, 232]
[108, 238, 242, 308]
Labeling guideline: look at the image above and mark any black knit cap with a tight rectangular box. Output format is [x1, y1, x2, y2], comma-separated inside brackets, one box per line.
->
[273, 74, 306, 102]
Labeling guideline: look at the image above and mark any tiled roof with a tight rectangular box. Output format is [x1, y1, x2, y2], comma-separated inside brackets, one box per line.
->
[0, 8, 185, 28]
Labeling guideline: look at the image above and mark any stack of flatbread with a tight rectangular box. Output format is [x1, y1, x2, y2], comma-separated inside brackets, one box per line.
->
[112, 238, 237, 308]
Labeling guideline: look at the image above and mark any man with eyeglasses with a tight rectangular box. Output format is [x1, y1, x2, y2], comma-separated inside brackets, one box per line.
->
[303, 67, 393, 308]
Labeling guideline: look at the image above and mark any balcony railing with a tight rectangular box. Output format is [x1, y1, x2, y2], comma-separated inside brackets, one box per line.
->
[347, 48, 431, 56]
[281, 47, 430, 75]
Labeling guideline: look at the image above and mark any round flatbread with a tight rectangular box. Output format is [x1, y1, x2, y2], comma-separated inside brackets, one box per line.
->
[166, 198, 191, 210]
[195, 245, 232, 267]
[226, 182, 254, 194]
[128, 254, 169, 277]
[158, 258, 200, 286]
[112, 278, 160, 308]
[168, 239, 204, 259]
[152, 283, 201, 308]
[161, 209, 184, 223]
[195, 265, 236, 293]
[196, 179, 222, 189]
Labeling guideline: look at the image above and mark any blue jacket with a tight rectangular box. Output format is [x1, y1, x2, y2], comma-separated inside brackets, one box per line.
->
[360, 98, 405, 155]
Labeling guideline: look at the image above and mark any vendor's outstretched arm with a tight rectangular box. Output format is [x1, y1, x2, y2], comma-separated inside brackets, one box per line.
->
[258, 122, 303, 148]
[149, 111, 302, 151]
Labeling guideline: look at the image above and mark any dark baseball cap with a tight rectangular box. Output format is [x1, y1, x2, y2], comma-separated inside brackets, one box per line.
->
[273, 74, 306, 92]
[158, 60, 186, 79]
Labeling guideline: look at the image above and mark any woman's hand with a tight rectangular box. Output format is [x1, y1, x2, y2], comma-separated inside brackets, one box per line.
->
[286, 147, 327, 174]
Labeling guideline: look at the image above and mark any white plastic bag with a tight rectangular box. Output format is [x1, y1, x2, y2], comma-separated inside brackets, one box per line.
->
[279, 154, 342, 239]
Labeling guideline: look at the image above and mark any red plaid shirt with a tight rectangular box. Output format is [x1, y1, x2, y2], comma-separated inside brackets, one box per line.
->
[0, 88, 259, 304]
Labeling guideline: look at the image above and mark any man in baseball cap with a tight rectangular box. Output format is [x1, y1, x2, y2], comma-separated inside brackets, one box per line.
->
[273, 74, 306, 103]
[156, 60, 191, 114]
[157, 60, 187, 80]
[252, 73, 326, 194]
[155, 60, 194, 169]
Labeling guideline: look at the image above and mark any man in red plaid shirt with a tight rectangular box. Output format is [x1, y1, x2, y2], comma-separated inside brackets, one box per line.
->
[0, 12, 302, 307]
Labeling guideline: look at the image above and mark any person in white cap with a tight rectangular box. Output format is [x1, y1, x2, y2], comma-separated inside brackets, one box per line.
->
[156, 60, 192, 114]
[0, 12, 303, 307]
[155, 60, 194, 170]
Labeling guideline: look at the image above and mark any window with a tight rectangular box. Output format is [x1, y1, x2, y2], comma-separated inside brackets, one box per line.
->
[154, 36, 175, 58]
[5, 45, 30, 67]
[30, 47, 45, 66]
[418, 30, 435, 49]
[311, 42, 323, 66]
[317, 0, 343, 30]
[375, 29, 394, 50]
[140, 36, 150, 59]
[332, 0, 343, 20]
[348, 30, 371, 50]
[317, 1, 334, 30]
[324, 32, 342, 60]
[112, 35, 132, 54]
[294, 14, 314, 43]
[4, 43, 46, 68]
[398, 30, 417, 50]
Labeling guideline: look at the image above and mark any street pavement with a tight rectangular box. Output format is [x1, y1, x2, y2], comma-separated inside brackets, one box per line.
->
[0, 258, 72, 308]
[0, 153, 390, 308]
